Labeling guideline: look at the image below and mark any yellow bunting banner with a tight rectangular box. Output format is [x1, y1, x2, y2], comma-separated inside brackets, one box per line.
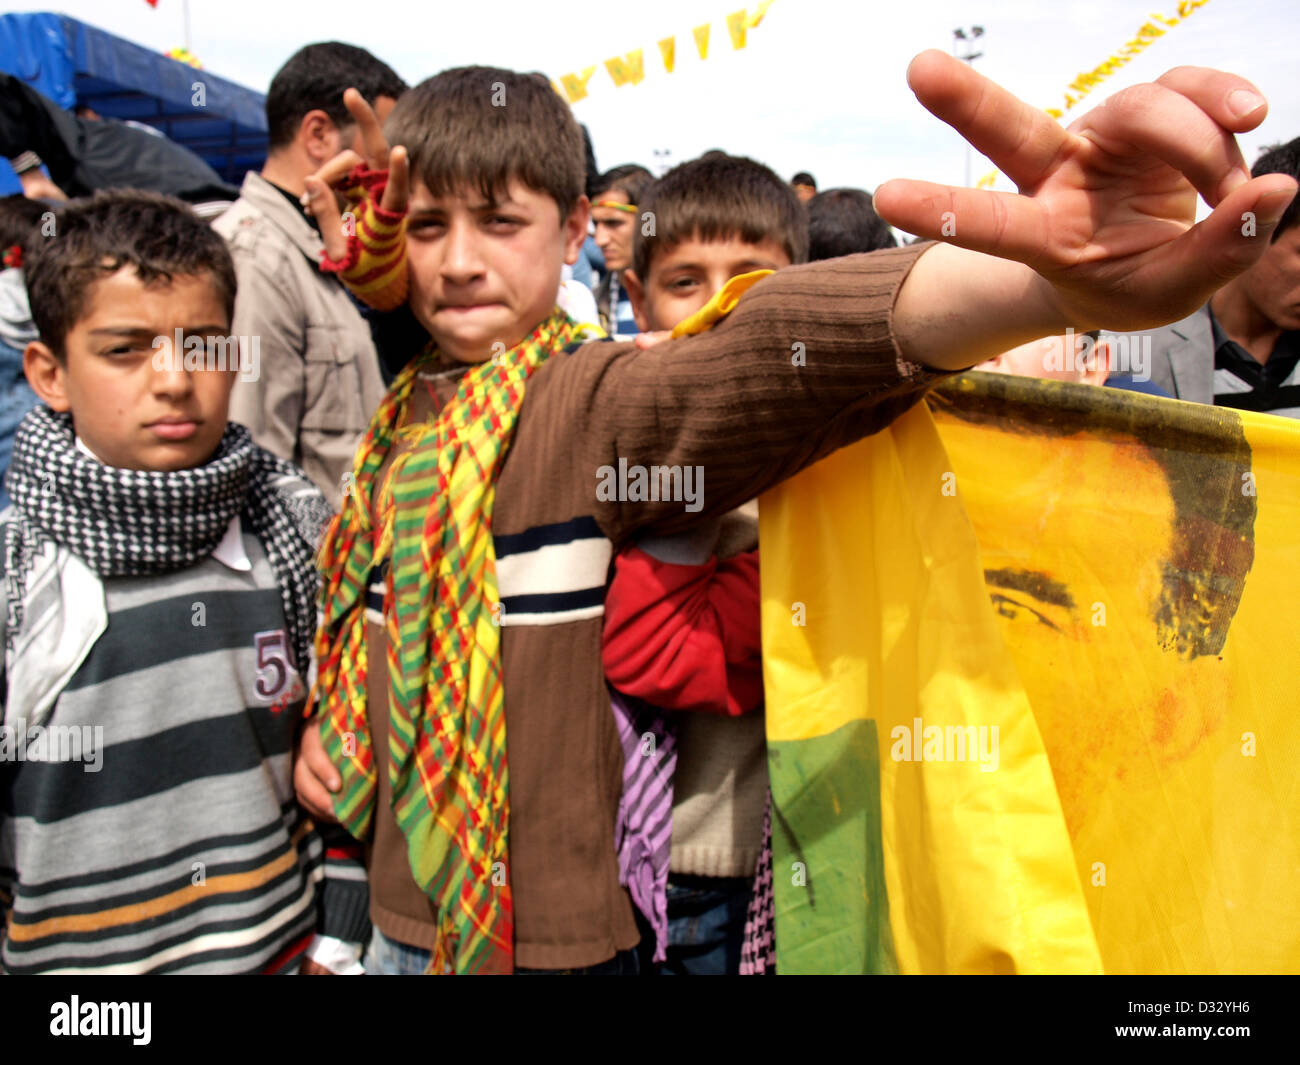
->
[658, 36, 676, 73]
[749, 0, 776, 27]
[559, 66, 597, 104]
[693, 23, 711, 59]
[975, 0, 1211, 187]
[604, 50, 646, 87]
[552, 3, 776, 104]
[727, 10, 748, 50]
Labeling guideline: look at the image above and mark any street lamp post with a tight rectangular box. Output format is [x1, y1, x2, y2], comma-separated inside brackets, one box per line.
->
[952, 25, 985, 187]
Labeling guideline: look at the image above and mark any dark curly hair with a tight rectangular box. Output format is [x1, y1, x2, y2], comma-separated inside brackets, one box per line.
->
[24, 190, 236, 361]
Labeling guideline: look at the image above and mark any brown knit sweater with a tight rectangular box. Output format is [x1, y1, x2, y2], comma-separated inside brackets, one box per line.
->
[365, 245, 951, 969]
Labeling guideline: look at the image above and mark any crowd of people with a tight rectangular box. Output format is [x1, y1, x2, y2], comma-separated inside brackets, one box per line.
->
[0, 37, 1295, 975]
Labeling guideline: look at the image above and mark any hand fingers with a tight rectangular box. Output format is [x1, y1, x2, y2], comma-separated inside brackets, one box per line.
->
[1079, 80, 1252, 206]
[315, 150, 365, 189]
[381, 145, 409, 214]
[635, 330, 672, 349]
[1136, 176, 1298, 322]
[294, 754, 339, 823]
[1150, 66, 1268, 201]
[302, 177, 351, 262]
[873, 180, 1051, 266]
[293, 721, 342, 822]
[344, 87, 390, 169]
[303, 722, 342, 791]
[904, 49, 1070, 191]
[1155, 66, 1268, 133]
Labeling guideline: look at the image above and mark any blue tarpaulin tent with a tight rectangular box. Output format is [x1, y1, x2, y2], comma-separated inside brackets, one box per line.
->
[0, 11, 266, 194]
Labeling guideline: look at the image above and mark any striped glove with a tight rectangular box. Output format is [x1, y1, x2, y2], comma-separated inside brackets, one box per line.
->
[319, 165, 409, 312]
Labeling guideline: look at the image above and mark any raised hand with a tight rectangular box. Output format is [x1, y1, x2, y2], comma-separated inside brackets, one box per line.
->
[301, 87, 410, 263]
[875, 50, 1297, 334]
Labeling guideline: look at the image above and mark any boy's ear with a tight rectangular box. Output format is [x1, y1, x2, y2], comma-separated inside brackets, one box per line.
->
[23, 341, 69, 412]
[622, 268, 650, 333]
[562, 196, 591, 267]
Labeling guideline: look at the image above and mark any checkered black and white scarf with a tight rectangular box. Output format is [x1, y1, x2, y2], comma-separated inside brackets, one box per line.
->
[3, 405, 331, 675]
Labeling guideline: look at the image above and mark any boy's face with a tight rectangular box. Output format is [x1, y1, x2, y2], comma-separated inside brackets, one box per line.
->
[624, 234, 792, 333]
[23, 266, 235, 471]
[591, 188, 637, 273]
[404, 177, 589, 363]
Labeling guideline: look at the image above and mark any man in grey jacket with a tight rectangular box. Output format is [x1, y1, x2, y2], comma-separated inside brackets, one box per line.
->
[214, 43, 406, 507]
[1144, 136, 1300, 418]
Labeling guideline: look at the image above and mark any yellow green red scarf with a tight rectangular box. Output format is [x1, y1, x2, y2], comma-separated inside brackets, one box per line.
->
[313, 308, 582, 974]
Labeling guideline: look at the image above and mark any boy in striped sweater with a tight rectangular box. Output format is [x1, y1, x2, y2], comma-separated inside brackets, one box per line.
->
[0, 190, 369, 974]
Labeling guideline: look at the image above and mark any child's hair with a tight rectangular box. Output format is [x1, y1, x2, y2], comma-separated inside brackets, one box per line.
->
[385, 67, 585, 219]
[592, 164, 654, 208]
[791, 171, 817, 190]
[0, 195, 48, 258]
[24, 189, 237, 360]
[632, 152, 808, 281]
[266, 42, 408, 150]
[807, 188, 897, 260]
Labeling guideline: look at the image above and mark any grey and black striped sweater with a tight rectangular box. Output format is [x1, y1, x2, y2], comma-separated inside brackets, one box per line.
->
[0, 524, 369, 974]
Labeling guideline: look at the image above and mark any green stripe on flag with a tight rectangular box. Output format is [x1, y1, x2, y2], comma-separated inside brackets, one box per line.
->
[770, 719, 898, 975]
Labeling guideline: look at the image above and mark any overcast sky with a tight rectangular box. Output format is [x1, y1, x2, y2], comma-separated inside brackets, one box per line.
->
[7, 0, 1296, 203]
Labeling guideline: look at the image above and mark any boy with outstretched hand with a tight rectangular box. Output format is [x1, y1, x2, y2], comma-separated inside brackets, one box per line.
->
[295, 55, 1296, 973]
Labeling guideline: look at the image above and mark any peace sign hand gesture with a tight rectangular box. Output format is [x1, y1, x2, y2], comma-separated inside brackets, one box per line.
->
[301, 88, 411, 297]
[876, 51, 1297, 367]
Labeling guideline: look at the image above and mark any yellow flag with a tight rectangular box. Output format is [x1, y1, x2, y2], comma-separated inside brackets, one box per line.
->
[693, 23, 710, 60]
[552, 2, 775, 100]
[658, 36, 676, 73]
[627, 49, 645, 85]
[760, 397, 1101, 974]
[560, 66, 596, 103]
[604, 56, 628, 87]
[931, 374, 1300, 973]
[727, 10, 748, 50]
[762, 370, 1300, 974]
[748, 0, 776, 27]
[604, 50, 645, 88]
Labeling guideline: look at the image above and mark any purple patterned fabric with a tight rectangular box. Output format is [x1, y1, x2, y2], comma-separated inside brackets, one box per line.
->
[610, 688, 678, 963]
[739, 790, 776, 975]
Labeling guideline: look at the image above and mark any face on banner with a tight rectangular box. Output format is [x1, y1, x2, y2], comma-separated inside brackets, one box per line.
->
[934, 385, 1256, 837]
